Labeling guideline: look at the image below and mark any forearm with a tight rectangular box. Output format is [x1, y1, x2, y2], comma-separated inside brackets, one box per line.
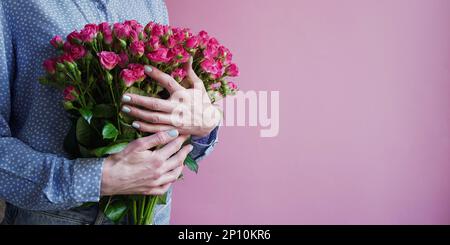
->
[0, 136, 104, 211]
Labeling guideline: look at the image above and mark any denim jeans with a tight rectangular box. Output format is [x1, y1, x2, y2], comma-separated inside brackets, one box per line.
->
[1, 189, 172, 225]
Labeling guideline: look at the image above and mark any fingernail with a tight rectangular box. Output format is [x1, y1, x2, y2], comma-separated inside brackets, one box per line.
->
[144, 65, 153, 74]
[167, 129, 178, 137]
[122, 95, 131, 102]
[188, 144, 194, 151]
[131, 122, 140, 129]
[121, 106, 131, 113]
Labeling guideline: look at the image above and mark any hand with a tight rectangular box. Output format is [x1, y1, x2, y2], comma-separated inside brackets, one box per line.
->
[120, 59, 221, 138]
[100, 130, 192, 196]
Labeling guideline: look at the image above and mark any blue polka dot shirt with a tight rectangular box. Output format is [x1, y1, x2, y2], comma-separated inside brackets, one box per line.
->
[0, 0, 218, 211]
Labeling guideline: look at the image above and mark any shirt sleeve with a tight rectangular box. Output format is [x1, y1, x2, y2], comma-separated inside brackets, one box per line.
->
[189, 126, 219, 162]
[0, 3, 104, 211]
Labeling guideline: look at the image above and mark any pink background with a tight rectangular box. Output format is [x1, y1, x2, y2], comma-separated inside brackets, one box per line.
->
[166, 0, 450, 224]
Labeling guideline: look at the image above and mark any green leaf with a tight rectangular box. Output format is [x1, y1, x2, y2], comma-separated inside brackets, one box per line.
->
[79, 144, 94, 158]
[118, 124, 138, 140]
[184, 154, 198, 173]
[157, 192, 168, 205]
[79, 108, 93, 124]
[76, 117, 97, 147]
[102, 198, 128, 224]
[93, 104, 115, 118]
[126, 86, 147, 96]
[93, 142, 128, 157]
[102, 122, 119, 140]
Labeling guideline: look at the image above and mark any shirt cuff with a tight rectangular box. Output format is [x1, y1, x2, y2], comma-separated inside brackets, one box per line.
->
[190, 126, 219, 161]
[70, 157, 104, 204]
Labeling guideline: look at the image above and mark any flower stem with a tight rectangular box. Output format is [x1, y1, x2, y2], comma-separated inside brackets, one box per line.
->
[143, 196, 158, 225]
[139, 196, 146, 225]
[132, 199, 137, 225]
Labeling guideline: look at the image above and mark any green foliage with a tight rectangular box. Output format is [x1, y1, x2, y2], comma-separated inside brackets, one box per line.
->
[92, 142, 128, 157]
[79, 107, 93, 124]
[102, 122, 119, 140]
[75, 117, 97, 147]
[93, 104, 115, 118]
[102, 197, 128, 224]
[184, 154, 199, 173]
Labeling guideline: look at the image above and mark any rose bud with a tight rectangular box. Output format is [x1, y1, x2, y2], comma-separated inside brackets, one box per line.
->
[43, 59, 56, 74]
[63, 85, 78, 101]
[225, 63, 239, 77]
[50, 36, 64, 49]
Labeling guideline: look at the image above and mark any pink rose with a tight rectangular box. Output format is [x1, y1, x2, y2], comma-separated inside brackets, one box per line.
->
[118, 51, 129, 68]
[146, 36, 161, 52]
[125, 20, 143, 33]
[128, 64, 146, 82]
[227, 81, 238, 90]
[170, 44, 190, 63]
[172, 28, 186, 43]
[146, 47, 173, 63]
[144, 22, 155, 33]
[129, 29, 139, 41]
[120, 69, 136, 87]
[200, 58, 223, 79]
[84, 23, 99, 31]
[63, 86, 78, 101]
[43, 58, 56, 74]
[97, 51, 120, 70]
[198, 30, 210, 48]
[151, 24, 167, 37]
[226, 63, 239, 77]
[64, 43, 86, 60]
[166, 36, 177, 49]
[124, 20, 138, 28]
[99, 22, 110, 33]
[171, 68, 187, 82]
[185, 36, 199, 49]
[120, 64, 146, 87]
[50, 35, 63, 48]
[58, 53, 74, 63]
[130, 40, 144, 57]
[103, 31, 113, 45]
[99, 22, 113, 44]
[79, 24, 98, 42]
[203, 43, 219, 59]
[67, 31, 81, 44]
[114, 23, 131, 39]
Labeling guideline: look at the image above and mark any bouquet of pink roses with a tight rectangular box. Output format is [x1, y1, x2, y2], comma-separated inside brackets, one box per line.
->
[39, 20, 239, 225]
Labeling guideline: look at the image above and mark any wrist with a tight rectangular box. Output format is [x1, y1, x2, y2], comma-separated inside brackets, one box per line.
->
[194, 107, 221, 137]
[100, 156, 115, 196]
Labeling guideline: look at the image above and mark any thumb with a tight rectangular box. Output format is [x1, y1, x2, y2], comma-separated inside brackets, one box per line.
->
[182, 57, 204, 90]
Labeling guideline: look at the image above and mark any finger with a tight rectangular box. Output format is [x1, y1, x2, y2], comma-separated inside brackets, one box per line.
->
[122, 105, 181, 125]
[164, 144, 193, 171]
[131, 121, 176, 133]
[145, 183, 171, 196]
[144, 65, 185, 94]
[122, 93, 177, 113]
[183, 57, 205, 91]
[155, 135, 189, 159]
[151, 165, 184, 187]
[125, 130, 179, 152]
